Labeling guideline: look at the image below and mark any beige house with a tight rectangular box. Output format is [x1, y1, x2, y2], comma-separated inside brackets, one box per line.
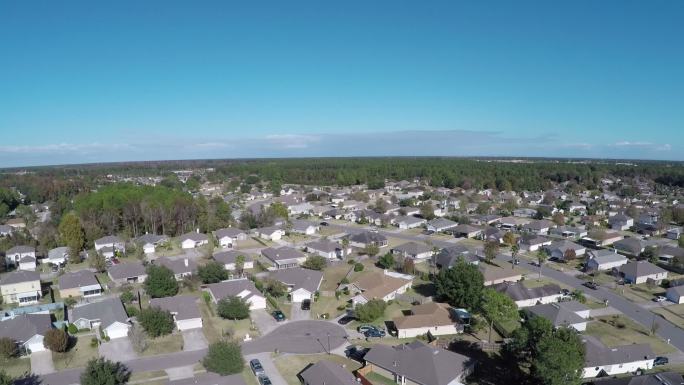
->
[0, 271, 41, 305]
[350, 270, 413, 305]
[392, 302, 461, 339]
[58, 270, 103, 299]
[479, 264, 524, 286]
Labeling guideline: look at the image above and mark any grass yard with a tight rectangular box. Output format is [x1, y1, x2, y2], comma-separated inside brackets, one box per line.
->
[319, 226, 344, 237]
[128, 370, 168, 384]
[311, 295, 348, 319]
[365, 372, 397, 385]
[273, 354, 361, 385]
[199, 301, 258, 343]
[1, 357, 31, 378]
[141, 332, 184, 356]
[242, 366, 260, 385]
[320, 263, 354, 291]
[615, 284, 666, 303]
[53, 336, 99, 370]
[521, 277, 559, 289]
[234, 238, 265, 250]
[652, 304, 684, 329]
[586, 315, 676, 355]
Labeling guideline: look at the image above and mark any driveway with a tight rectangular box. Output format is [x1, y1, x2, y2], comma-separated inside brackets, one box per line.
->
[182, 329, 208, 351]
[99, 337, 137, 361]
[290, 304, 311, 321]
[244, 352, 287, 385]
[242, 320, 348, 355]
[252, 309, 280, 335]
[30, 350, 55, 375]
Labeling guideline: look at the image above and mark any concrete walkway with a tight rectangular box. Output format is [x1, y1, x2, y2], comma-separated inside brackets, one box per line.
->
[244, 352, 288, 385]
[30, 350, 55, 375]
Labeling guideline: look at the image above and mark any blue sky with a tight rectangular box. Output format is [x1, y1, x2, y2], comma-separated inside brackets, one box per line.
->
[1, 1, 682, 167]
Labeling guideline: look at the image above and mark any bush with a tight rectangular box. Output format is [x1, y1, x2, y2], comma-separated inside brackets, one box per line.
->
[353, 263, 364, 272]
[0, 371, 13, 385]
[302, 255, 327, 270]
[197, 262, 229, 284]
[44, 329, 70, 352]
[340, 277, 350, 285]
[64, 297, 77, 308]
[347, 259, 355, 265]
[336, 305, 346, 311]
[138, 307, 175, 337]
[126, 305, 140, 317]
[0, 337, 18, 359]
[217, 296, 251, 320]
[120, 290, 135, 304]
[144, 265, 179, 298]
[203, 341, 244, 375]
[90, 338, 99, 348]
[80, 358, 130, 385]
[354, 299, 387, 322]
[67, 323, 79, 335]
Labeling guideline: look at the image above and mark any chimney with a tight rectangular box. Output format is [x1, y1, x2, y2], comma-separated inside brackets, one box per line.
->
[184, 258, 189, 267]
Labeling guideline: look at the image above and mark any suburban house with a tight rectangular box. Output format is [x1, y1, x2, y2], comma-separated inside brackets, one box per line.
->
[526, 301, 590, 332]
[94, 235, 126, 257]
[290, 220, 319, 235]
[299, 360, 358, 385]
[582, 231, 625, 248]
[204, 278, 266, 310]
[58, 270, 103, 299]
[613, 238, 645, 257]
[518, 235, 553, 252]
[213, 228, 248, 248]
[348, 231, 388, 249]
[426, 218, 458, 233]
[154, 256, 196, 280]
[363, 341, 474, 385]
[585, 250, 629, 271]
[479, 264, 524, 286]
[450, 224, 483, 239]
[666, 227, 683, 240]
[149, 295, 203, 330]
[666, 285, 684, 304]
[0, 270, 41, 305]
[550, 226, 588, 239]
[70, 297, 130, 339]
[305, 239, 351, 260]
[493, 282, 563, 308]
[513, 208, 537, 218]
[5, 245, 36, 268]
[619, 261, 668, 285]
[261, 247, 307, 269]
[255, 226, 285, 241]
[0, 313, 52, 353]
[521, 220, 554, 235]
[482, 227, 507, 244]
[582, 336, 655, 378]
[350, 270, 413, 305]
[609, 214, 634, 231]
[392, 302, 461, 338]
[392, 216, 426, 230]
[135, 233, 169, 254]
[270, 267, 323, 303]
[544, 240, 586, 261]
[391, 242, 434, 261]
[213, 250, 254, 271]
[47, 246, 69, 266]
[585, 372, 684, 385]
[180, 231, 209, 249]
[435, 245, 479, 268]
[107, 261, 148, 285]
[657, 246, 684, 265]
[288, 202, 315, 215]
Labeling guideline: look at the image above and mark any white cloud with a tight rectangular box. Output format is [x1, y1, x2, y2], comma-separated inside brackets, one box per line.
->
[0, 142, 134, 154]
[265, 134, 320, 149]
[613, 141, 653, 147]
[656, 144, 672, 151]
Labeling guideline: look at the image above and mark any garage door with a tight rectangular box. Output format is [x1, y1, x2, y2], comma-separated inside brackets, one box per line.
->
[106, 324, 130, 339]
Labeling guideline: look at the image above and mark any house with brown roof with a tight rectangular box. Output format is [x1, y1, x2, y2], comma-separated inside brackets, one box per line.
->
[350, 270, 413, 305]
[479, 263, 524, 286]
[392, 302, 462, 338]
[107, 261, 147, 285]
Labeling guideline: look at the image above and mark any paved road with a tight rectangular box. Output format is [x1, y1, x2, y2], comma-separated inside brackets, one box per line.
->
[244, 353, 288, 385]
[242, 320, 348, 355]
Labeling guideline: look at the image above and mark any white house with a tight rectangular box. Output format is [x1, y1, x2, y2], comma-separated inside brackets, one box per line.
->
[180, 231, 209, 249]
[305, 240, 350, 260]
[392, 302, 462, 339]
[526, 301, 590, 332]
[47, 246, 69, 266]
[204, 278, 266, 310]
[150, 295, 203, 331]
[666, 285, 684, 304]
[212, 228, 247, 248]
[585, 250, 628, 271]
[582, 337, 655, 378]
[426, 218, 458, 233]
[5, 245, 35, 267]
[255, 226, 285, 241]
[620, 261, 668, 285]
[392, 216, 426, 230]
[270, 268, 323, 303]
[213, 250, 254, 271]
[609, 214, 634, 231]
[518, 236, 553, 252]
[94, 235, 126, 256]
[350, 270, 413, 305]
[290, 220, 319, 235]
[136, 234, 169, 255]
[493, 282, 563, 308]
[0, 313, 52, 353]
[70, 298, 131, 339]
[391, 242, 434, 261]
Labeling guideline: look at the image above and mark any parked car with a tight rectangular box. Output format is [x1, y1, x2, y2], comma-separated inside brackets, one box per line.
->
[654, 356, 669, 366]
[653, 296, 667, 303]
[364, 328, 386, 338]
[357, 325, 376, 333]
[258, 375, 272, 385]
[345, 345, 370, 361]
[583, 281, 599, 290]
[249, 359, 264, 376]
[301, 299, 311, 310]
[320, 221, 329, 226]
[272, 310, 286, 322]
[338, 315, 356, 325]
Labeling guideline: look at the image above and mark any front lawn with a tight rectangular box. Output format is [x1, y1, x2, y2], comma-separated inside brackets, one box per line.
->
[320, 263, 354, 292]
[53, 336, 98, 370]
[141, 332, 184, 356]
[652, 304, 684, 329]
[311, 295, 348, 319]
[273, 354, 361, 385]
[1, 357, 31, 378]
[199, 301, 258, 343]
[586, 315, 675, 355]
[365, 372, 397, 385]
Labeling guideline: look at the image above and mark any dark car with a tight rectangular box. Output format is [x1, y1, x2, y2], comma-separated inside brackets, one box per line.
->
[272, 310, 286, 322]
[320, 221, 329, 226]
[364, 328, 386, 338]
[654, 356, 669, 366]
[345, 345, 370, 361]
[357, 325, 376, 333]
[258, 376, 272, 385]
[301, 299, 311, 310]
[338, 315, 356, 325]
[249, 359, 264, 376]
[583, 281, 599, 290]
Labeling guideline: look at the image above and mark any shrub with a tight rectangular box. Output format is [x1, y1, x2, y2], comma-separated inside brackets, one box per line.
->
[302, 255, 327, 270]
[80, 358, 130, 385]
[126, 305, 140, 317]
[347, 259, 355, 265]
[120, 290, 135, 304]
[340, 277, 350, 285]
[90, 338, 99, 348]
[138, 307, 174, 337]
[197, 262, 229, 284]
[64, 297, 77, 308]
[353, 263, 364, 272]
[144, 265, 179, 298]
[217, 296, 250, 320]
[67, 323, 79, 335]
[203, 341, 244, 376]
[336, 305, 346, 311]
[354, 299, 387, 322]
[0, 337, 18, 359]
[44, 329, 70, 352]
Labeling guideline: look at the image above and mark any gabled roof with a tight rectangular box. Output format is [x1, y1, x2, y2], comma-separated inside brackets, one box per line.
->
[353, 271, 412, 300]
[180, 232, 209, 243]
[48, 246, 69, 260]
[0, 313, 52, 343]
[620, 261, 667, 278]
[71, 297, 129, 328]
[0, 270, 40, 285]
[435, 245, 477, 268]
[613, 238, 644, 254]
[108, 261, 147, 280]
[150, 295, 201, 320]
[58, 270, 100, 290]
[270, 267, 323, 294]
[95, 235, 123, 245]
[213, 228, 245, 239]
[393, 302, 455, 329]
[213, 250, 253, 265]
[155, 257, 197, 275]
[261, 247, 305, 262]
[587, 249, 627, 264]
[583, 335, 654, 367]
[299, 360, 358, 385]
[7, 245, 35, 254]
[526, 301, 587, 327]
[349, 231, 387, 244]
[205, 278, 261, 301]
[364, 341, 472, 385]
[427, 218, 457, 229]
[306, 239, 343, 253]
[392, 241, 432, 256]
[136, 233, 168, 245]
[493, 282, 561, 302]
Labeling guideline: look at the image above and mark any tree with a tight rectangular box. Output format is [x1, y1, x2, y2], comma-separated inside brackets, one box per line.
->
[552, 212, 565, 227]
[120, 289, 135, 304]
[483, 241, 500, 264]
[354, 299, 387, 322]
[506, 316, 553, 362]
[144, 265, 179, 298]
[59, 212, 85, 263]
[217, 296, 251, 320]
[640, 246, 659, 264]
[128, 323, 148, 353]
[89, 252, 107, 273]
[363, 243, 380, 257]
[571, 289, 586, 304]
[377, 253, 395, 269]
[44, 328, 70, 352]
[353, 262, 364, 272]
[402, 258, 415, 274]
[341, 238, 350, 257]
[0, 337, 18, 359]
[264, 279, 287, 298]
[373, 198, 388, 214]
[536, 249, 548, 280]
[80, 358, 131, 385]
[480, 288, 518, 343]
[434, 258, 484, 309]
[0, 371, 13, 385]
[198, 261, 229, 284]
[138, 307, 174, 337]
[203, 341, 244, 376]
[532, 327, 585, 385]
[511, 244, 520, 264]
[302, 255, 327, 270]
[420, 203, 435, 220]
[679, 235, 684, 248]
[235, 254, 246, 277]
[503, 232, 517, 246]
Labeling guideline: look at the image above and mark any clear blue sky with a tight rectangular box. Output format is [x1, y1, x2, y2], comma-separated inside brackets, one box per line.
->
[1, 0, 682, 167]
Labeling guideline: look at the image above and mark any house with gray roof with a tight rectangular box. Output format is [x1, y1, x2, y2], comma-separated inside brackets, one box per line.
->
[94, 235, 125, 257]
[213, 250, 254, 271]
[305, 239, 350, 260]
[544, 240, 586, 261]
[493, 282, 562, 308]
[391, 242, 434, 261]
[348, 231, 388, 248]
[586, 372, 683, 385]
[261, 247, 307, 269]
[586, 249, 628, 271]
[582, 336, 655, 378]
[526, 301, 590, 331]
[5, 245, 35, 267]
[435, 245, 479, 268]
[58, 270, 103, 299]
[149, 295, 202, 330]
[609, 214, 634, 231]
[0, 313, 52, 353]
[212, 228, 247, 247]
[300, 360, 358, 385]
[364, 341, 474, 385]
[613, 238, 645, 256]
[0, 270, 41, 305]
[0, 224, 12, 236]
[70, 297, 130, 339]
[155, 257, 197, 280]
[521, 220, 554, 235]
[254, 226, 285, 241]
[47, 246, 69, 266]
[180, 231, 209, 249]
[392, 216, 426, 230]
[290, 220, 319, 235]
[270, 267, 323, 303]
[550, 225, 588, 239]
[620, 261, 668, 284]
[204, 278, 266, 310]
[449, 224, 483, 239]
[426, 218, 458, 233]
[666, 285, 684, 304]
[135, 233, 169, 254]
[107, 261, 148, 285]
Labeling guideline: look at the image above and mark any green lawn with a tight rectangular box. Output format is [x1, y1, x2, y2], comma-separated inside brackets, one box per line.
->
[320, 264, 354, 291]
[652, 304, 684, 329]
[128, 370, 168, 384]
[273, 354, 361, 385]
[0, 357, 31, 378]
[365, 371, 397, 385]
[311, 294, 348, 319]
[242, 366, 260, 385]
[199, 300, 258, 343]
[586, 315, 676, 355]
[53, 336, 99, 370]
[141, 332, 184, 356]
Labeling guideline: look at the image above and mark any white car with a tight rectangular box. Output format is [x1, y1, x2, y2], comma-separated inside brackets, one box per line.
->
[653, 296, 667, 303]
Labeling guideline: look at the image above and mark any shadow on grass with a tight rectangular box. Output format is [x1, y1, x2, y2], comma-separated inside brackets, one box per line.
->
[412, 282, 436, 298]
[448, 340, 531, 385]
